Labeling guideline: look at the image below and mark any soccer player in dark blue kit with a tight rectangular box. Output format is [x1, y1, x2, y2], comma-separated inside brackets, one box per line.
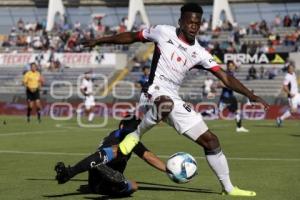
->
[55, 115, 166, 196]
[218, 60, 249, 132]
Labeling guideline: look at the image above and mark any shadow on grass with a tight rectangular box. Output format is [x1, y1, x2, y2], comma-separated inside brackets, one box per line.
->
[43, 192, 84, 198]
[137, 181, 217, 194]
[26, 178, 87, 182]
[252, 124, 276, 128]
[290, 134, 300, 137]
[43, 181, 218, 199]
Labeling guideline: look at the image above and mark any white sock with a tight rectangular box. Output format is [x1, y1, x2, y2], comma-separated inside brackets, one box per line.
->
[280, 110, 291, 121]
[88, 112, 94, 122]
[136, 107, 158, 137]
[206, 151, 234, 192]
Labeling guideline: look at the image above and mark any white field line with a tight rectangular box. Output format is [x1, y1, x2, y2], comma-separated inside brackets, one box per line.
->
[0, 130, 67, 137]
[0, 150, 299, 162]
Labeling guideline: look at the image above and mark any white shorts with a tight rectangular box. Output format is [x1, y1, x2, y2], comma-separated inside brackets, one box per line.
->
[84, 95, 95, 110]
[138, 84, 208, 141]
[289, 93, 300, 110]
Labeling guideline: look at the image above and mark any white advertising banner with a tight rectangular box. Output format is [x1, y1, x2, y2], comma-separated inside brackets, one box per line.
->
[0, 53, 118, 68]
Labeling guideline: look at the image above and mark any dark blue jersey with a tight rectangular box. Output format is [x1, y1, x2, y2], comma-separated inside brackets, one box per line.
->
[220, 71, 235, 99]
[138, 75, 149, 88]
[99, 129, 147, 173]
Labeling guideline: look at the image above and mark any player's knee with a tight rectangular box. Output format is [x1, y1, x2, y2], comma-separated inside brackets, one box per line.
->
[154, 95, 174, 120]
[196, 130, 220, 151]
[291, 108, 297, 114]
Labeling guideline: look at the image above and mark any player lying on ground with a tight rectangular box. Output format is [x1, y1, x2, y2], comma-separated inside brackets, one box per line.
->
[83, 3, 269, 196]
[55, 115, 166, 196]
[276, 63, 300, 127]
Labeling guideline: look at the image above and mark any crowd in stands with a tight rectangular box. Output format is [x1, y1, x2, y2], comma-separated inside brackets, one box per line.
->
[198, 14, 300, 54]
[0, 16, 137, 53]
[1, 13, 300, 54]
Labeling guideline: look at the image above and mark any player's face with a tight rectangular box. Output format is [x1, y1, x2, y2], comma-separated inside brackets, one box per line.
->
[179, 12, 202, 41]
[287, 65, 295, 73]
[31, 64, 37, 72]
[143, 68, 150, 75]
[227, 63, 235, 72]
[85, 73, 91, 80]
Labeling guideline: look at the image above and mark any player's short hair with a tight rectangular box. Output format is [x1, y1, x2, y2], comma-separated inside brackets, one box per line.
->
[142, 66, 150, 71]
[227, 60, 235, 66]
[180, 3, 203, 17]
[119, 114, 141, 132]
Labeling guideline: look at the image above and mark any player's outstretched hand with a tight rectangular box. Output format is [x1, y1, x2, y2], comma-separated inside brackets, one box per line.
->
[249, 95, 270, 110]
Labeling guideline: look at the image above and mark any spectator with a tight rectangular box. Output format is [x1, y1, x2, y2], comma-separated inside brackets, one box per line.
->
[17, 18, 25, 32]
[246, 65, 257, 80]
[135, 66, 150, 89]
[259, 66, 265, 79]
[267, 66, 278, 79]
[283, 15, 292, 27]
[273, 15, 281, 27]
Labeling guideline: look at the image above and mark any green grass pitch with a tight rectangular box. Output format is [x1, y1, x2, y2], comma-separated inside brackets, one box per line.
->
[0, 116, 299, 200]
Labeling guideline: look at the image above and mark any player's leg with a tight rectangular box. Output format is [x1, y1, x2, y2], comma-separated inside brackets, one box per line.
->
[87, 106, 95, 122]
[89, 166, 137, 196]
[26, 89, 33, 122]
[170, 100, 255, 196]
[55, 146, 118, 184]
[27, 100, 33, 122]
[84, 96, 95, 122]
[35, 98, 42, 123]
[119, 95, 174, 155]
[276, 97, 296, 127]
[186, 127, 256, 196]
[228, 96, 249, 133]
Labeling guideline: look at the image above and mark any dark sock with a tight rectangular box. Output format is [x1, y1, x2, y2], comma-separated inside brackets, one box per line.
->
[69, 151, 104, 178]
[236, 119, 242, 128]
[37, 108, 41, 121]
[27, 107, 32, 120]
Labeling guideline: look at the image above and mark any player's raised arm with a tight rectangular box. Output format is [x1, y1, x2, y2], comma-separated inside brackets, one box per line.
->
[211, 68, 270, 110]
[82, 31, 144, 48]
[133, 143, 166, 172]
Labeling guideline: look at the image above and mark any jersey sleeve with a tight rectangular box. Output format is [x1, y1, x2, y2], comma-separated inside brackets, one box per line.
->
[138, 25, 163, 43]
[133, 142, 148, 158]
[197, 50, 220, 72]
[283, 74, 290, 86]
[80, 80, 87, 90]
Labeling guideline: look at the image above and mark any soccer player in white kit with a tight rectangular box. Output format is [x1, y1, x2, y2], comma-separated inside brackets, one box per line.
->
[80, 72, 95, 122]
[276, 63, 300, 127]
[83, 3, 269, 196]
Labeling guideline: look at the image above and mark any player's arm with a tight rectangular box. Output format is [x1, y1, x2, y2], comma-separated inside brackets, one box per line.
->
[83, 32, 145, 48]
[211, 68, 270, 109]
[133, 142, 166, 172]
[39, 74, 45, 88]
[80, 87, 88, 96]
[282, 77, 294, 97]
[22, 73, 28, 87]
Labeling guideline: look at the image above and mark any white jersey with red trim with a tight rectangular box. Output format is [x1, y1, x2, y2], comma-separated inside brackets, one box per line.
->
[283, 72, 299, 97]
[139, 25, 219, 96]
[80, 78, 93, 95]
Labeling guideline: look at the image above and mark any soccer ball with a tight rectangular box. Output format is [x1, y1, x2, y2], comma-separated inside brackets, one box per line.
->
[166, 152, 197, 183]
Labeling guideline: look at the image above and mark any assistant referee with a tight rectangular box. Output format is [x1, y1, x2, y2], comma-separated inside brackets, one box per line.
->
[23, 62, 44, 122]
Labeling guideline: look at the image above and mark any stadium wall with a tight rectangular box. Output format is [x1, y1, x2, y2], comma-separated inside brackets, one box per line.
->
[0, 102, 299, 120]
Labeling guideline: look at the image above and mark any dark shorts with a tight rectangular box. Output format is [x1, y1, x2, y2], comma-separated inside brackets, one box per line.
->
[26, 88, 40, 101]
[219, 96, 238, 113]
[88, 168, 131, 196]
